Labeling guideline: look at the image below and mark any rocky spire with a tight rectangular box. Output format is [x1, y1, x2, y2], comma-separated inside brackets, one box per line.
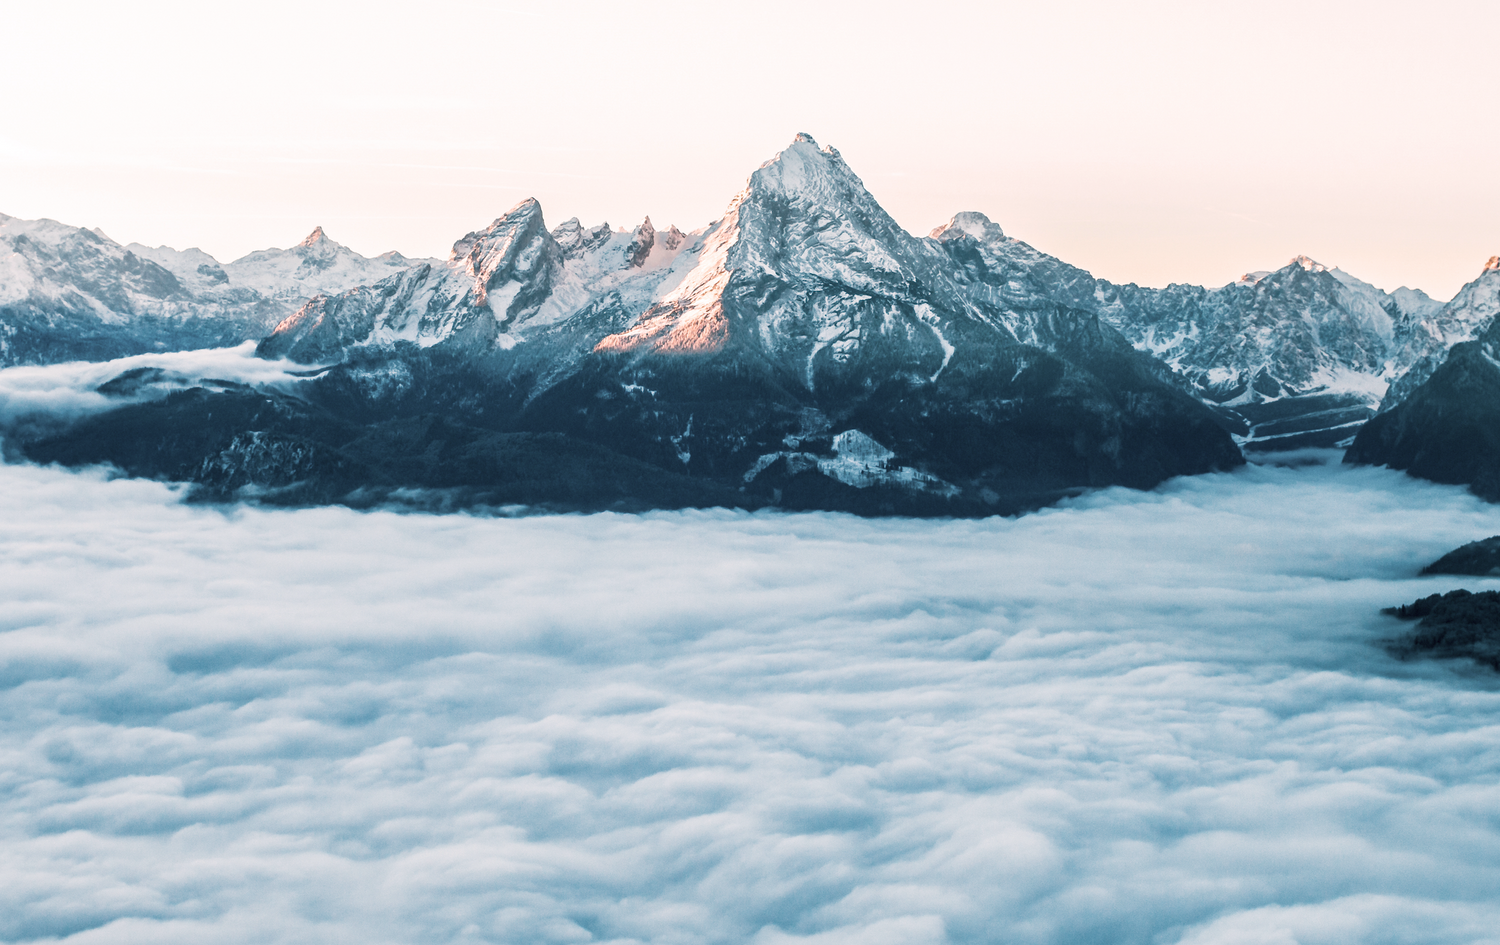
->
[624, 217, 656, 269]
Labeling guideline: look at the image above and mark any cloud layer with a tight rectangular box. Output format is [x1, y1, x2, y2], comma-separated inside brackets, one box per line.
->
[2, 455, 1500, 944]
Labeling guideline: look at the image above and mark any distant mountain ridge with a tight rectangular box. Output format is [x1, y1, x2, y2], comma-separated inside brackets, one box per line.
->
[918, 224, 1494, 450]
[0, 213, 432, 366]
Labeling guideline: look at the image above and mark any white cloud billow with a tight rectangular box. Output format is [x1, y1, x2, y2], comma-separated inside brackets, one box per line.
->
[1, 455, 1499, 944]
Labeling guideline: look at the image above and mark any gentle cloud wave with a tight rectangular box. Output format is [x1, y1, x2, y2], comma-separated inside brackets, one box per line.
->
[0, 344, 315, 431]
[2, 455, 1499, 944]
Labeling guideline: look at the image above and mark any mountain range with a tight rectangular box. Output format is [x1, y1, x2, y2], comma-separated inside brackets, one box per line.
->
[0, 213, 429, 366]
[4, 135, 1498, 513]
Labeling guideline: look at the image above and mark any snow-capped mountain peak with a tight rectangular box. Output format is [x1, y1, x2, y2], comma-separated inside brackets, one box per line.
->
[745, 133, 865, 204]
[1291, 254, 1328, 273]
[224, 226, 430, 301]
[551, 217, 614, 259]
[930, 212, 1005, 244]
[451, 199, 555, 294]
[596, 133, 975, 361]
[1485, 255, 1500, 272]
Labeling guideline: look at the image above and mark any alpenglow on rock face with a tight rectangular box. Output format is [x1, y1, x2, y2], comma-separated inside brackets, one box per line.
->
[0, 213, 431, 366]
[23, 136, 1246, 516]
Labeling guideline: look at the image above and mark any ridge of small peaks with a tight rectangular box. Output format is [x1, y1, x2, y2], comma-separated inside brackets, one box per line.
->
[552, 217, 611, 236]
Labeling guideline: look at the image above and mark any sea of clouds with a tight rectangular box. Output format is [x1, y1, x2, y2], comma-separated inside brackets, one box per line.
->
[3, 362, 1500, 943]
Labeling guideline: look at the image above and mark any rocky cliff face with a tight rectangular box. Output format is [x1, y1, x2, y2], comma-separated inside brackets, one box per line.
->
[1346, 292, 1500, 499]
[1377, 260, 1500, 412]
[916, 220, 1465, 450]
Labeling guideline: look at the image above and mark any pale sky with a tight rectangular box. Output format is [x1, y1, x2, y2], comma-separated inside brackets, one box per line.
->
[4, 0, 1496, 300]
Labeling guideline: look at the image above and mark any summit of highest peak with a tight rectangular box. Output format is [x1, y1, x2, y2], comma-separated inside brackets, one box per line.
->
[509, 197, 544, 216]
[454, 199, 549, 250]
[298, 226, 330, 248]
[786, 132, 843, 161]
[1290, 254, 1329, 274]
[1484, 255, 1500, 272]
[743, 134, 869, 206]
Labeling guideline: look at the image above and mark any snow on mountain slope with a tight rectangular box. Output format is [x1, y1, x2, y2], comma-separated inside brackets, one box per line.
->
[921, 213, 1468, 405]
[915, 214, 1488, 448]
[0, 213, 189, 319]
[124, 242, 232, 295]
